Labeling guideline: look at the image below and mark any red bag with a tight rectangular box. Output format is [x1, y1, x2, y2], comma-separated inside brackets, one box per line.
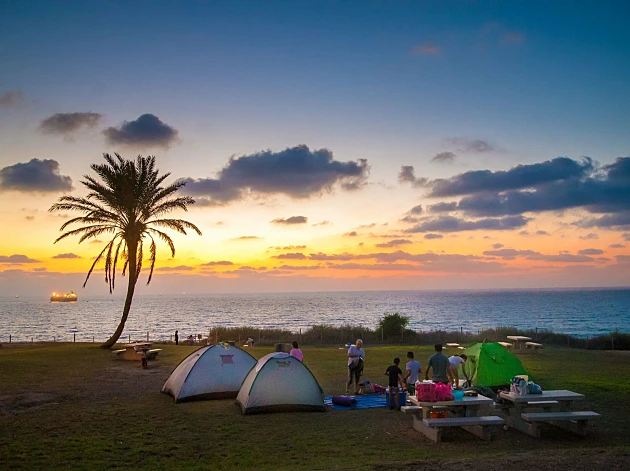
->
[416, 382, 437, 402]
[434, 382, 453, 401]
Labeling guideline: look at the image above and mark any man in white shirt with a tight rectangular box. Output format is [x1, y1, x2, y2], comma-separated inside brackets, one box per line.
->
[447, 354, 469, 388]
[404, 351, 421, 395]
[346, 339, 365, 395]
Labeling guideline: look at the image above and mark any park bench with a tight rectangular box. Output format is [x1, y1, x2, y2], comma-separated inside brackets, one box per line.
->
[521, 411, 600, 437]
[143, 348, 162, 360]
[113, 349, 127, 356]
[525, 342, 543, 351]
[421, 416, 505, 442]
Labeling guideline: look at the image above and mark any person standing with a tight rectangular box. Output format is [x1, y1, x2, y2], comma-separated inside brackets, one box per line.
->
[346, 339, 365, 395]
[425, 344, 449, 384]
[290, 340, 303, 361]
[174, 330, 179, 346]
[404, 351, 421, 395]
[385, 357, 405, 410]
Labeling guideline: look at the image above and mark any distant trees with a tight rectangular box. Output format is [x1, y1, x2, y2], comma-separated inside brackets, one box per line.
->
[49, 154, 201, 348]
[377, 313, 410, 340]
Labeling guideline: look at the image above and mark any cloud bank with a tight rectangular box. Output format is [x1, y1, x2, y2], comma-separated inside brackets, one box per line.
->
[0, 159, 73, 193]
[181, 145, 370, 205]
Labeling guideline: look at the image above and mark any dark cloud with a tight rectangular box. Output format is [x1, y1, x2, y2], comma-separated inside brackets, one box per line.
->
[409, 205, 423, 215]
[309, 252, 356, 261]
[444, 137, 495, 153]
[428, 202, 458, 213]
[232, 236, 260, 240]
[482, 248, 594, 263]
[25, 215, 35, 221]
[400, 215, 420, 224]
[424, 234, 443, 240]
[0, 90, 24, 108]
[492, 243, 504, 249]
[624, 233, 630, 242]
[0, 254, 40, 263]
[375, 239, 413, 248]
[102, 113, 179, 148]
[274, 253, 307, 260]
[421, 157, 630, 228]
[180, 145, 369, 205]
[277, 265, 321, 271]
[578, 248, 604, 255]
[579, 233, 599, 240]
[576, 211, 630, 229]
[405, 215, 530, 233]
[609, 244, 626, 249]
[39, 112, 103, 135]
[154, 265, 194, 271]
[519, 231, 529, 236]
[429, 157, 593, 198]
[312, 220, 331, 226]
[52, 253, 81, 259]
[398, 166, 428, 188]
[201, 261, 234, 266]
[0, 159, 73, 193]
[271, 216, 308, 225]
[344, 231, 358, 237]
[431, 152, 457, 164]
[536, 230, 550, 236]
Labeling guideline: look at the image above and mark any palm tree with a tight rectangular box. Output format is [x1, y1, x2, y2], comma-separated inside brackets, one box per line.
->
[49, 153, 201, 348]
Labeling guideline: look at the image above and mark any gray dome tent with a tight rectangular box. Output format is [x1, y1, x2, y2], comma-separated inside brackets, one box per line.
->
[236, 352, 325, 414]
[162, 345, 256, 403]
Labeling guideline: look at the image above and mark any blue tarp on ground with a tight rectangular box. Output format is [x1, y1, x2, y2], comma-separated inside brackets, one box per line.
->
[324, 394, 388, 410]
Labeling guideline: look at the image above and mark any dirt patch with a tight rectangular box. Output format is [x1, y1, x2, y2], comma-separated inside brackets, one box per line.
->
[0, 392, 61, 415]
[373, 449, 630, 471]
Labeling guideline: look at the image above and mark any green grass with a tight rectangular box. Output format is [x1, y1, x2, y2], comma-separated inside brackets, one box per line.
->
[1, 343, 629, 470]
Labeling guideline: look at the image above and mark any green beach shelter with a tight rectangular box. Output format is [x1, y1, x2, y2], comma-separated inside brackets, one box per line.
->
[462, 342, 532, 387]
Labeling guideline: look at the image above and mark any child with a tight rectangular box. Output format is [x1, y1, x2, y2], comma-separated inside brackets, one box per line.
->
[385, 357, 405, 410]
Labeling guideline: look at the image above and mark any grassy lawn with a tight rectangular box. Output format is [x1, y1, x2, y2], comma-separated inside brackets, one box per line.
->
[1, 343, 629, 470]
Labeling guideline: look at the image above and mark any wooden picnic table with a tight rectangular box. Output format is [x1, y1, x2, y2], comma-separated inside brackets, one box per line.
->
[498, 389, 600, 437]
[113, 342, 161, 361]
[404, 394, 504, 442]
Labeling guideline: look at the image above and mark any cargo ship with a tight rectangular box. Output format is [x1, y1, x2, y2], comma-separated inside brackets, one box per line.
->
[50, 291, 78, 302]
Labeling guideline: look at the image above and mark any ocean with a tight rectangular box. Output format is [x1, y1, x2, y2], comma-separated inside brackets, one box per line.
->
[1, 288, 629, 343]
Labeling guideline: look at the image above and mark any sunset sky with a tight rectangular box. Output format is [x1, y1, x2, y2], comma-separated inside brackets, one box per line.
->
[1, 0, 629, 296]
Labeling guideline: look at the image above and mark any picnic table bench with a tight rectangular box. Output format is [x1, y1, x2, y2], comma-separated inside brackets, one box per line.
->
[404, 395, 503, 443]
[525, 341, 543, 352]
[498, 341, 513, 349]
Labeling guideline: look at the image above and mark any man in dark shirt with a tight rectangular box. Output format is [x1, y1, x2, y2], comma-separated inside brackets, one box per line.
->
[425, 344, 450, 384]
[385, 357, 405, 410]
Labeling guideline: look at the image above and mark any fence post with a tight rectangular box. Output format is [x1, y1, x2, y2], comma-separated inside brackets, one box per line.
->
[73, 333, 76, 343]
[129, 334, 131, 343]
[611, 333, 614, 351]
[93, 336, 95, 343]
[31, 337, 33, 342]
[147, 331, 149, 342]
[9, 335, 11, 343]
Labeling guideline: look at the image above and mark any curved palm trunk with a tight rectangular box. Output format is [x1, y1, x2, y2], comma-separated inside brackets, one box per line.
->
[101, 243, 138, 349]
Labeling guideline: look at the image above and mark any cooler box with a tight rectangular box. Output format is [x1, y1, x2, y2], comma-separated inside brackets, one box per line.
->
[385, 389, 407, 407]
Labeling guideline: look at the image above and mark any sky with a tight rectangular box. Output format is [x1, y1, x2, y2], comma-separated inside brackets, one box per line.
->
[1, 0, 629, 296]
